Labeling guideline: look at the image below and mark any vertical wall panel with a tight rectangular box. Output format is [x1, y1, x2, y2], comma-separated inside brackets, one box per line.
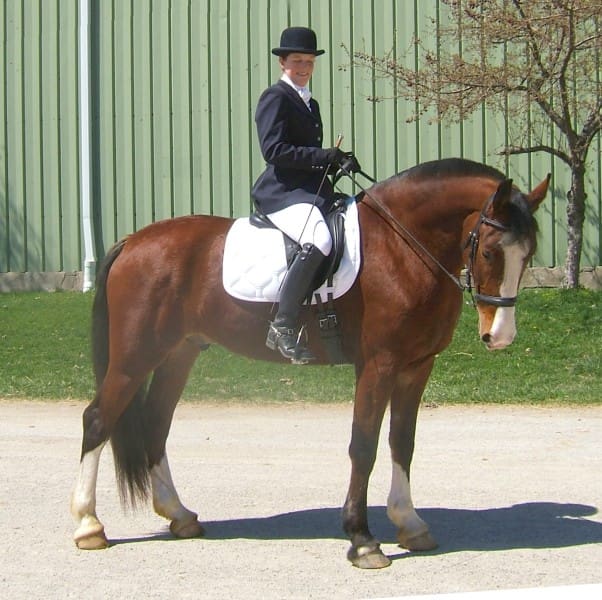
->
[0, 0, 600, 279]
[114, 1, 135, 237]
[393, 0, 419, 172]
[171, 0, 193, 216]
[328, 0, 354, 159]
[58, 0, 80, 271]
[0, 0, 7, 270]
[5, 0, 26, 272]
[132, 1, 154, 229]
[229, 0, 254, 216]
[151, 0, 172, 222]
[415, 0, 440, 164]
[373, 0, 397, 181]
[23, 1, 43, 270]
[590, 136, 602, 265]
[190, 0, 212, 215]
[205, 0, 230, 217]
[93, 0, 116, 250]
[41, 0, 61, 271]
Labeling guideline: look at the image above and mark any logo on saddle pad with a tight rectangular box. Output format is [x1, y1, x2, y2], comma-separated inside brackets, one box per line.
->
[222, 198, 361, 304]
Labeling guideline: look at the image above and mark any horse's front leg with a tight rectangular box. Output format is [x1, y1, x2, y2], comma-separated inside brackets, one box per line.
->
[387, 358, 438, 551]
[146, 340, 205, 539]
[343, 359, 393, 569]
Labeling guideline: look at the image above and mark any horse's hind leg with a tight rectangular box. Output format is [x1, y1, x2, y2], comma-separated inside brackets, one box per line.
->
[145, 338, 205, 539]
[387, 358, 438, 551]
[71, 374, 146, 549]
[71, 433, 108, 549]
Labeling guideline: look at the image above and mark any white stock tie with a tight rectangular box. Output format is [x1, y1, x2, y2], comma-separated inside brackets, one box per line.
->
[298, 87, 312, 109]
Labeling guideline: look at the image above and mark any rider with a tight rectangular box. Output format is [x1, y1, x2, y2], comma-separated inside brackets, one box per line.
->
[251, 26, 361, 363]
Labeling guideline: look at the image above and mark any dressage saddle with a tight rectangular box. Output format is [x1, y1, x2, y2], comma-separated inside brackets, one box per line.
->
[249, 196, 350, 295]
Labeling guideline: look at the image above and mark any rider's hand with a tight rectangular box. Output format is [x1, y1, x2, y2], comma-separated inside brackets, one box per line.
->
[338, 152, 362, 174]
[326, 147, 346, 167]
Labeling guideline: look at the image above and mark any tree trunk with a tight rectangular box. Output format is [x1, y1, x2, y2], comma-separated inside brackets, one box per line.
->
[563, 163, 586, 288]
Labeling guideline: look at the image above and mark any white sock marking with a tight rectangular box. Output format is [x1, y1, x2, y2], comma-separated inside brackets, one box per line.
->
[151, 455, 195, 522]
[387, 462, 428, 537]
[71, 443, 105, 521]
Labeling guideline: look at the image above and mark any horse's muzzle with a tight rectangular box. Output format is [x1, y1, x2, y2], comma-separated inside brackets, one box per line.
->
[481, 331, 515, 350]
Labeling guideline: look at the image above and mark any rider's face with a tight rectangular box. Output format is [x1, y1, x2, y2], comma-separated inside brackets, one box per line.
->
[280, 53, 316, 88]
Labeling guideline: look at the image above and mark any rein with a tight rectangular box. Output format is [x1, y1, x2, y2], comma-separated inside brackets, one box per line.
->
[337, 168, 517, 308]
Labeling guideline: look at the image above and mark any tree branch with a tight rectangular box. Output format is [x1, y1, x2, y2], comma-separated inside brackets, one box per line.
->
[511, 0, 550, 78]
[499, 144, 571, 164]
[531, 94, 572, 138]
[556, 5, 577, 144]
[579, 100, 602, 155]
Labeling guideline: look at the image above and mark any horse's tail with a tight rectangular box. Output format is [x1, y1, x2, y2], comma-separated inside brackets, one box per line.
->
[91, 238, 151, 507]
[91, 239, 126, 386]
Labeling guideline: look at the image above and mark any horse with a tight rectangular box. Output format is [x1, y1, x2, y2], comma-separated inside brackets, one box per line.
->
[71, 158, 549, 569]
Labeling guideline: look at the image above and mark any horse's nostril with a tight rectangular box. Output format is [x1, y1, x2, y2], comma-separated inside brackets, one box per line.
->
[481, 333, 491, 344]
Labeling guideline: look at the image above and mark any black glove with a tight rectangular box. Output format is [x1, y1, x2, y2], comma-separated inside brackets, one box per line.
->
[325, 147, 346, 167]
[338, 152, 362, 174]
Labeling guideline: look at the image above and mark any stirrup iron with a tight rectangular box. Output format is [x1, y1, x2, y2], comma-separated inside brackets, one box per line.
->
[266, 323, 315, 364]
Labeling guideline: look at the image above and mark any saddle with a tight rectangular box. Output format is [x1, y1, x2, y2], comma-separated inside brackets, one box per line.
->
[247, 197, 353, 365]
[248, 196, 348, 294]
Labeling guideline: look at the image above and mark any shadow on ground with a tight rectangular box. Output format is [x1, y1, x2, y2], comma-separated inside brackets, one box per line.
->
[111, 501, 602, 555]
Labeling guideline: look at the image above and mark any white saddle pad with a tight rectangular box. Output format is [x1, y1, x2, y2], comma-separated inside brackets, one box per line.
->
[222, 198, 361, 304]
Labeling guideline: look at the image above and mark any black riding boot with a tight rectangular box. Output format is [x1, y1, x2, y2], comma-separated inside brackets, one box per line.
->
[266, 243, 325, 364]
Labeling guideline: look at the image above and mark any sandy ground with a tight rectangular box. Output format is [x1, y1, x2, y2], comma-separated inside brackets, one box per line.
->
[0, 400, 601, 599]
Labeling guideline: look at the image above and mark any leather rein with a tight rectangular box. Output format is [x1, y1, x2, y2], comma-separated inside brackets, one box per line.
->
[340, 170, 518, 308]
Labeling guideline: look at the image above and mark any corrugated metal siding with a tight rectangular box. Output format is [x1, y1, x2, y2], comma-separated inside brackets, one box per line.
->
[2, 0, 81, 273]
[0, 0, 600, 274]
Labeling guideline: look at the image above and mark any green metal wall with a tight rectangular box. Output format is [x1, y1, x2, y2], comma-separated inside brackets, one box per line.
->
[1, 0, 81, 273]
[1, 0, 601, 275]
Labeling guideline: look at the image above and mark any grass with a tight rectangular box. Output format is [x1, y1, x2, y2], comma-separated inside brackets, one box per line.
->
[0, 288, 600, 405]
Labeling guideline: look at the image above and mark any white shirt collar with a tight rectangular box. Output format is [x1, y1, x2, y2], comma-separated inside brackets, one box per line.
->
[280, 73, 311, 108]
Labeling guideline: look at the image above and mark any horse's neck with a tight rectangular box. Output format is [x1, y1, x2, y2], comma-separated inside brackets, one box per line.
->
[363, 183, 483, 274]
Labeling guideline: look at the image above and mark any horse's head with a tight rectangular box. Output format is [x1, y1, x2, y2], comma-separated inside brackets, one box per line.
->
[465, 175, 550, 350]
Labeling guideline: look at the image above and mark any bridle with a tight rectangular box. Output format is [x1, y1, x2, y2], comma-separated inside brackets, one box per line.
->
[463, 194, 518, 308]
[343, 170, 521, 309]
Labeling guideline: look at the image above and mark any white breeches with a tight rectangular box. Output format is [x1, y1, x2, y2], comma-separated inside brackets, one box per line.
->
[266, 203, 332, 256]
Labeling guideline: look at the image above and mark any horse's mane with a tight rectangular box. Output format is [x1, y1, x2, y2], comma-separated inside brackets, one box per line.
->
[370, 158, 537, 241]
[397, 157, 506, 182]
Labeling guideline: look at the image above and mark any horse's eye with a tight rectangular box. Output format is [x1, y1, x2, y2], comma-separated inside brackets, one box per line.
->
[482, 250, 492, 261]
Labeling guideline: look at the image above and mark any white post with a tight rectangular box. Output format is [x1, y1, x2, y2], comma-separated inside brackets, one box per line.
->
[79, 0, 95, 292]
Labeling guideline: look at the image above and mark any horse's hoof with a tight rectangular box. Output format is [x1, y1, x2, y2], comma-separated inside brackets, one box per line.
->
[398, 530, 438, 551]
[347, 545, 392, 569]
[170, 517, 205, 539]
[74, 525, 109, 550]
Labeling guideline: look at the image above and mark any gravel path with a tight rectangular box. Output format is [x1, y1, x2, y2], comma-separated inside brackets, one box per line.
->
[1, 400, 601, 599]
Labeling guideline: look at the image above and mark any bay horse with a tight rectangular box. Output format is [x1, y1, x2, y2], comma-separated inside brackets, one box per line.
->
[71, 158, 549, 569]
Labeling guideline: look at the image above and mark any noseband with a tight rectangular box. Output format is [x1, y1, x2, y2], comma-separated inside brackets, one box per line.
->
[463, 195, 518, 308]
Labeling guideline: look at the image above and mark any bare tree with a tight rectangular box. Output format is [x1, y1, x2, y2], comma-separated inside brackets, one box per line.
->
[351, 0, 602, 288]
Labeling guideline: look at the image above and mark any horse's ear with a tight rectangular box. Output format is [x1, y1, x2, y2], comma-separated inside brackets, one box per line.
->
[491, 178, 514, 213]
[525, 174, 551, 213]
